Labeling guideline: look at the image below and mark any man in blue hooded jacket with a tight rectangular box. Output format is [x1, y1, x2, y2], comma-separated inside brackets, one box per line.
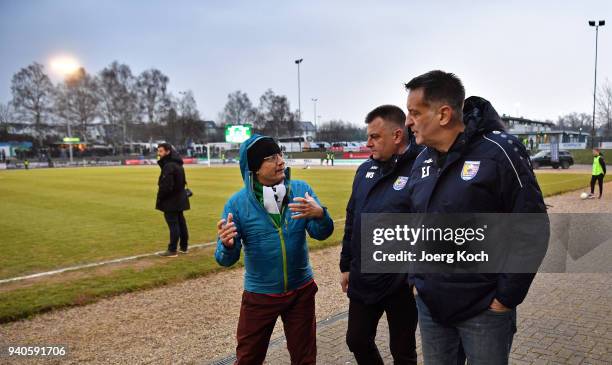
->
[215, 134, 334, 365]
[405, 71, 548, 365]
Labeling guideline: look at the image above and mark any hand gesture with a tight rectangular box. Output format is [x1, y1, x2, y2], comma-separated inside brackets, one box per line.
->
[288, 191, 324, 220]
[217, 213, 237, 248]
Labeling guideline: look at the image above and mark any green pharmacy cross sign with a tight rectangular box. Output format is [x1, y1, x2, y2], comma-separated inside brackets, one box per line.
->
[225, 125, 252, 143]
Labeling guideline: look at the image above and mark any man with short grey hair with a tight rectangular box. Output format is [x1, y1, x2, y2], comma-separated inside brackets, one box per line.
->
[405, 70, 548, 365]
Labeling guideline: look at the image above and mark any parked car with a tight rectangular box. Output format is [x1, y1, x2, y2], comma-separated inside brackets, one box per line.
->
[530, 150, 574, 169]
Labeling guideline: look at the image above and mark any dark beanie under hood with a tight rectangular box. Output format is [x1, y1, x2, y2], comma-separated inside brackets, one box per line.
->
[247, 137, 281, 172]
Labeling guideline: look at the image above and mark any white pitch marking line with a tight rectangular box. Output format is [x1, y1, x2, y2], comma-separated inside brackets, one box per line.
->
[0, 218, 346, 285]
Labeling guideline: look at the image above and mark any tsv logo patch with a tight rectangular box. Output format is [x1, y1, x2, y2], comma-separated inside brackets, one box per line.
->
[461, 161, 481, 181]
[393, 176, 409, 190]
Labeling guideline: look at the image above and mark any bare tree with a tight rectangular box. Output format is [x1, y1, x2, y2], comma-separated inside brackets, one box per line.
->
[597, 79, 612, 137]
[55, 67, 99, 142]
[0, 102, 13, 130]
[256, 89, 298, 138]
[98, 61, 139, 149]
[177, 90, 200, 120]
[10, 62, 55, 146]
[135, 68, 171, 124]
[556, 112, 591, 131]
[219, 90, 257, 126]
[317, 120, 365, 142]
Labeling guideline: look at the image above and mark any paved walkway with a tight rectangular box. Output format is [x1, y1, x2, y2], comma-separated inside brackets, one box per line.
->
[210, 273, 612, 364]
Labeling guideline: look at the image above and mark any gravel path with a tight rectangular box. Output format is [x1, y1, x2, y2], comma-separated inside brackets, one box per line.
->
[0, 245, 348, 364]
[544, 181, 611, 213]
[1, 182, 610, 365]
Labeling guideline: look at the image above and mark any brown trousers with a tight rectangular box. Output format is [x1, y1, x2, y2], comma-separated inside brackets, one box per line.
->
[235, 281, 318, 365]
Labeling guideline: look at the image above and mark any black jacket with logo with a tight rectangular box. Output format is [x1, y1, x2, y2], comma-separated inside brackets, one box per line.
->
[340, 142, 423, 304]
[407, 96, 548, 324]
[156, 151, 190, 212]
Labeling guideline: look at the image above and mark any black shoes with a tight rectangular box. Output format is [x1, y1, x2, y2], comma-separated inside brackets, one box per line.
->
[158, 250, 178, 257]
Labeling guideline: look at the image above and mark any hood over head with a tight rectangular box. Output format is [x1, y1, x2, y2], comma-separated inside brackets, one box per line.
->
[462, 96, 506, 141]
[239, 134, 290, 187]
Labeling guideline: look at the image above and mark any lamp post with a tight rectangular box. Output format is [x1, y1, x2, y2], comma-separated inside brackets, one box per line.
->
[295, 58, 303, 121]
[67, 122, 73, 164]
[589, 20, 605, 148]
[312, 98, 318, 134]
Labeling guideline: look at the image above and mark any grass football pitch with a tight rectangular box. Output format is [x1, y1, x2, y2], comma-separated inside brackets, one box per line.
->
[0, 165, 609, 322]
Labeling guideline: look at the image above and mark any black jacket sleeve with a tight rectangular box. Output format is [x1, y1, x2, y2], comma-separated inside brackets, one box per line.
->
[600, 156, 606, 175]
[340, 168, 361, 273]
[496, 137, 550, 308]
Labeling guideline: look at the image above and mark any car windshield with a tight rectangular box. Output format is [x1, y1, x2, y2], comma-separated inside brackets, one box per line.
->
[533, 150, 549, 158]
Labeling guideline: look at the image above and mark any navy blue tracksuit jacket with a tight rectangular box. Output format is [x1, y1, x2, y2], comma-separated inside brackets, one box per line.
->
[341, 142, 423, 305]
[408, 96, 549, 324]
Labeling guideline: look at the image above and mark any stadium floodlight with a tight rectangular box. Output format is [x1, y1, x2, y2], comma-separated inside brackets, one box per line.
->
[588, 19, 605, 148]
[295, 59, 303, 122]
[312, 98, 318, 134]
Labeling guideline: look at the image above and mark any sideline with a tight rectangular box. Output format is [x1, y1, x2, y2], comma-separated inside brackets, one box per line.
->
[0, 218, 346, 285]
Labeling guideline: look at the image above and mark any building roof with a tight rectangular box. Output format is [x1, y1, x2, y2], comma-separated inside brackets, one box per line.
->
[501, 115, 555, 127]
[299, 121, 316, 132]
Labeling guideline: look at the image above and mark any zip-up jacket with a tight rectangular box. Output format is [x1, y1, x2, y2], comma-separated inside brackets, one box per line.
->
[156, 151, 190, 212]
[340, 142, 423, 304]
[215, 134, 334, 294]
[408, 96, 549, 324]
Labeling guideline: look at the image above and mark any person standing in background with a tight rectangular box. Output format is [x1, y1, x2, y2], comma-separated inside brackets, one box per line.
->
[156, 143, 190, 257]
[588, 148, 606, 199]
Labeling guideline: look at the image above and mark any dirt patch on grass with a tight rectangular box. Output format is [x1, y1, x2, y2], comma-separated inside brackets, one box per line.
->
[0, 246, 215, 293]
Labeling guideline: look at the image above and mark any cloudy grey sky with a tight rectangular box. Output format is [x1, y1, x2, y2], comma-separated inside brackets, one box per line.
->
[0, 0, 610, 125]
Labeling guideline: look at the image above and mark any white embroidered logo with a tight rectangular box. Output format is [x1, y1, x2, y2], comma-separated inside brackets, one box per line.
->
[421, 166, 430, 178]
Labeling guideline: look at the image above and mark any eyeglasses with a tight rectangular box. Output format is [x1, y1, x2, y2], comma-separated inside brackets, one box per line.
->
[262, 153, 284, 163]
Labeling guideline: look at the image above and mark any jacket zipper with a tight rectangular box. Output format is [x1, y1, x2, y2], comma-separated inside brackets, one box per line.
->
[270, 185, 291, 292]
[275, 225, 289, 292]
[248, 171, 290, 292]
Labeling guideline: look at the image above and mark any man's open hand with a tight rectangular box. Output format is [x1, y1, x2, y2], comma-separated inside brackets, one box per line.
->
[288, 191, 324, 219]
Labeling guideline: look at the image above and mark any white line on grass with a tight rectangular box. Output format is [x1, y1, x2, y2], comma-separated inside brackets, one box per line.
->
[0, 175, 599, 286]
[0, 218, 346, 285]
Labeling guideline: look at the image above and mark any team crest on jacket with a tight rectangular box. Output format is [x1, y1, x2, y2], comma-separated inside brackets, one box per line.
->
[393, 176, 409, 190]
[461, 161, 481, 181]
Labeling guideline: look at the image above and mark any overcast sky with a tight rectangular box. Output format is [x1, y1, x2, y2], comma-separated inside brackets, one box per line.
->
[0, 0, 610, 126]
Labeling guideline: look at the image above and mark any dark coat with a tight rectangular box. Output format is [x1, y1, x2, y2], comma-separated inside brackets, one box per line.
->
[156, 151, 190, 212]
[407, 96, 548, 324]
[340, 142, 423, 304]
